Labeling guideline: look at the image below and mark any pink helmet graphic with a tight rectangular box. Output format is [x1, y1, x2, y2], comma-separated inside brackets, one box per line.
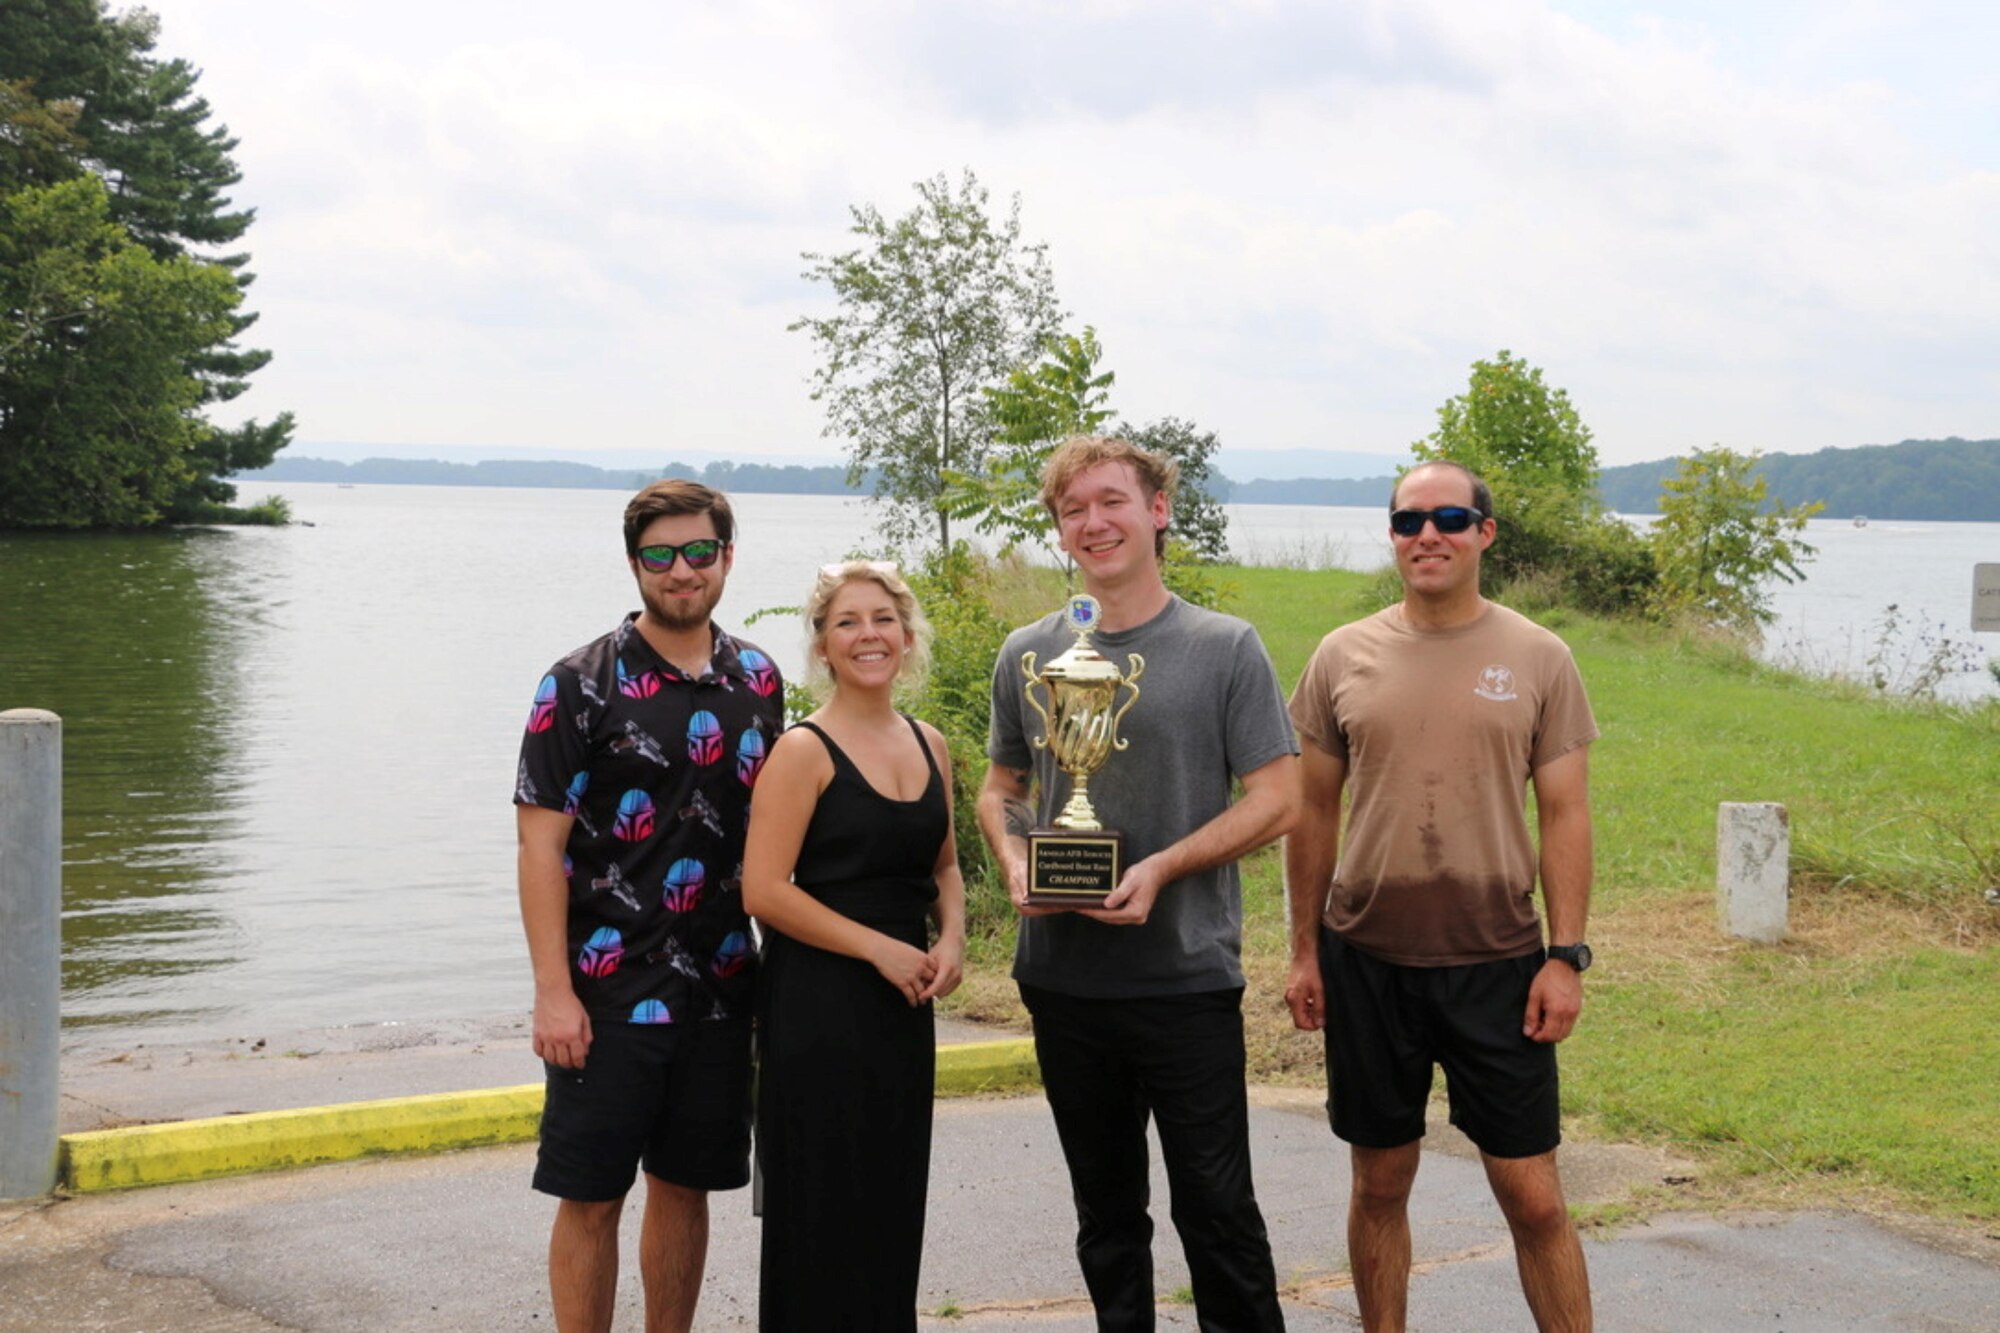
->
[617, 657, 663, 699]
[613, 790, 656, 841]
[738, 648, 779, 697]
[737, 729, 767, 787]
[687, 711, 724, 765]
[526, 675, 559, 733]
[711, 930, 752, 978]
[662, 858, 705, 913]
[578, 927, 624, 978]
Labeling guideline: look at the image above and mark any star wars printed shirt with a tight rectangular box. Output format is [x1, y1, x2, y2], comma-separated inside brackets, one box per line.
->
[515, 614, 785, 1025]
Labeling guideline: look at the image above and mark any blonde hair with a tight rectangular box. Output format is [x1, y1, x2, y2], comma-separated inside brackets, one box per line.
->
[803, 560, 933, 694]
[1039, 435, 1179, 557]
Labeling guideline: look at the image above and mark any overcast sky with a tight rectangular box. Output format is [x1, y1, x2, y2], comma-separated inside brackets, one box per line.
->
[147, 0, 1998, 472]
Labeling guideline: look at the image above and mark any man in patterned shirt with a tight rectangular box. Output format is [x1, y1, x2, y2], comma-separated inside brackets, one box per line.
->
[515, 479, 784, 1332]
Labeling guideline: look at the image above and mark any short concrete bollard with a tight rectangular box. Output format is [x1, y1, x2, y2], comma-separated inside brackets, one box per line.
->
[1, 709, 62, 1200]
[1718, 801, 1789, 944]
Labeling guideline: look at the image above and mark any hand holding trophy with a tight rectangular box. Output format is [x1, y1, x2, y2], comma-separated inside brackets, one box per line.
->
[1020, 594, 1145, 907]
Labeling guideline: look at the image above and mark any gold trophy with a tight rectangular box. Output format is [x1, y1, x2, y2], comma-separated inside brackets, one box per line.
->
[1020, 594, 1145, 907]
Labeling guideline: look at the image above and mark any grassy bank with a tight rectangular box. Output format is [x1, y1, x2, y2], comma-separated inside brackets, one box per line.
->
[948, 564, 2000, 1224]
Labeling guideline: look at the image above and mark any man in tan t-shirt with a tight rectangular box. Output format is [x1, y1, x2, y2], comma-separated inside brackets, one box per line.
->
[1286, 459, 1599, 1332]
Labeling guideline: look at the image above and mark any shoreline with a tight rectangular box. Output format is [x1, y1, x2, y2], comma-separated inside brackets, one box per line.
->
[59, 1012, 1014, 1137]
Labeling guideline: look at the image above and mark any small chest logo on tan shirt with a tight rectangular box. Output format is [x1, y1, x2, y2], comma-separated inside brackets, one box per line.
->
[1474, 665, 1518, 701]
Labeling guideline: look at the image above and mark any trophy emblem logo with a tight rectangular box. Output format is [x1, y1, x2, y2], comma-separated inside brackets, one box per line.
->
[1020, 594, 1145, 905]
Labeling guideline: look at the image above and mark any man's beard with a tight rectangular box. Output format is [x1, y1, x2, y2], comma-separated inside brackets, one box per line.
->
[641, 581, 722, 631]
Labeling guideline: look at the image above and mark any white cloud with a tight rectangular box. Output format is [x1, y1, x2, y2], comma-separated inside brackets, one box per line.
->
[143, 0, 2000, 466]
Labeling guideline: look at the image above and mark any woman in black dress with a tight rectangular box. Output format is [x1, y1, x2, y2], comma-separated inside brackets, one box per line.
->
[743, 560, 965, 1331]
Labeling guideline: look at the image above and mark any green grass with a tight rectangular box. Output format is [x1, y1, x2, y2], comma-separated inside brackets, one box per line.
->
[946, 563, 2000, 1222]
[1574, 943, 2000, 1215]
[1223, 565, 2000, 1221]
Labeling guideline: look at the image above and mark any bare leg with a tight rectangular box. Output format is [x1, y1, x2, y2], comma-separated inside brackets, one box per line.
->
[1482, 1149, 1593, 1333]
[638, 1173, 709, 1333]
[1348, 1141, 1422, 1333]
[550, 1196, 624, 1333]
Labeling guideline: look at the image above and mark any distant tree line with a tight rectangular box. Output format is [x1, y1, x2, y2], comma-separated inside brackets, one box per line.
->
[247, 455, 877, 495]
[253, 434, 1997, 529]
[1230, 438, 2000, 524]
[1225, 475, 1387, 505]
[1595, 438, 2000, 522]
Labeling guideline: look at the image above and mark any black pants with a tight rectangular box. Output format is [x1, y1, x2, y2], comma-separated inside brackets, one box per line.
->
[1020, 985, 1284, 1333]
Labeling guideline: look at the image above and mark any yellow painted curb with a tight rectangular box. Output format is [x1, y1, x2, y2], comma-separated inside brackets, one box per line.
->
[936, 1037, 1039, 1096]
[61, 1084, 544, 1193]
[57, 1039, 1040, 1193]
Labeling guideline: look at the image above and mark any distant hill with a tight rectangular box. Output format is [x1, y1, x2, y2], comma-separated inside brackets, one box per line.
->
[244, 455, 868, 495]
[244, 437, 1999, 523]
[1595, 437, 2000, 521]
[1223, 475, 1396, 506]
[1227, 437, 1999, 522]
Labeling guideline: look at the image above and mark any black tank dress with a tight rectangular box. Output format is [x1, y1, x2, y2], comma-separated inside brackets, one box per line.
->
[756, 716, 947, 1331]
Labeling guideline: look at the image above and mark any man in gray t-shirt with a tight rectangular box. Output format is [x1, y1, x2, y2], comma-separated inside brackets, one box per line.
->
[979, 435, 1300, 1331]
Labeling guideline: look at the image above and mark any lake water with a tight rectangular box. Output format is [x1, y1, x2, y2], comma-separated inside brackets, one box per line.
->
[2, 483, 1994, 1045]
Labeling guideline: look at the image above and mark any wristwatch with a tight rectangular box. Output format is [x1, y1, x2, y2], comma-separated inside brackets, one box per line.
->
[1547, 943, 1593, 973]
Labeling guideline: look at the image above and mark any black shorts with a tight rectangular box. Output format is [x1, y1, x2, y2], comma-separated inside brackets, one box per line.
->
[533, 1015, 753, 1201]
[1319, 928, 1560, 1160]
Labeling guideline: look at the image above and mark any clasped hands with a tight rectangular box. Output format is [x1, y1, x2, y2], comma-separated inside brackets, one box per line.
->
[872, 935, 962, 1007]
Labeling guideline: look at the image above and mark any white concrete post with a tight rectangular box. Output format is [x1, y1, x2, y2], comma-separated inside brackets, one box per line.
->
[1718, 801, 1789, 944]
[0, 709, 62, 1200]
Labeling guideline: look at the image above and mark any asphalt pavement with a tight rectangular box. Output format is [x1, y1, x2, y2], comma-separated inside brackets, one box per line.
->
[5, 1016, 1997, 1331]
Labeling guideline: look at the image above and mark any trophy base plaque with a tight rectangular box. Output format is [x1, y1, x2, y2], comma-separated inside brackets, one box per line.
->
[1026, 828, 1124, 908]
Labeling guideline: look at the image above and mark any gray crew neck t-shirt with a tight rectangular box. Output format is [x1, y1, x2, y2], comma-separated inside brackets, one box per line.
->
[988, 595, 1299, 998]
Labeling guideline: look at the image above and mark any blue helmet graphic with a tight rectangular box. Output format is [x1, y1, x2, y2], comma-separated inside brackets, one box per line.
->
[711, 930, 752, 978]
[738, 648, 779, 697]
[662, 858, 705, 913]
[736, 728, 767, 787]
[526, 675, 559, 733]
[578, 927, 624, 978]
[617, 657, 663, 699]
[613, 790, 656, 841]
[687, 710, 724, 765]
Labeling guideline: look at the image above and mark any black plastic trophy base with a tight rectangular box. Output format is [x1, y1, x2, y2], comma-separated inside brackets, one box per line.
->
[1026, 827, 1124, 908]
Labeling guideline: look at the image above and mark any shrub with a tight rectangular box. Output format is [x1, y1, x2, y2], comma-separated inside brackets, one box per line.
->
[905, 544, 1039, 938]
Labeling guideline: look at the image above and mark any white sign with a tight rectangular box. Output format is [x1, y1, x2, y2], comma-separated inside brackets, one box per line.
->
[1976, 563, 2000, 632]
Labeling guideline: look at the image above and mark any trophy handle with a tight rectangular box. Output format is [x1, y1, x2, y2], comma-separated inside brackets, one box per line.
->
[1107, 654, 1145, 751]
[1021, 652, 1053, 750]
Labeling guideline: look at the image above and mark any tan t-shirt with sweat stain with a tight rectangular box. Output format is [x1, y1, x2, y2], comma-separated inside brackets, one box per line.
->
[1288, 602, 1599, 967]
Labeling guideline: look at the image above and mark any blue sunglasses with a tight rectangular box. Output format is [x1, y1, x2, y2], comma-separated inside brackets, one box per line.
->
[1389, 506, 1484, 537]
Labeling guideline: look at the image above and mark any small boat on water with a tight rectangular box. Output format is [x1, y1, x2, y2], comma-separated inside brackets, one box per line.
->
[1852, 515, 1868, 528]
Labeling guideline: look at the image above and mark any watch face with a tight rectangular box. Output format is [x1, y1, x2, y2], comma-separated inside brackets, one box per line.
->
[1553, 943, 1593, 971]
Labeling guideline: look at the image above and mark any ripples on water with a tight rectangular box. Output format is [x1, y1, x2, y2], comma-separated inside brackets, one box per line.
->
[3, 486, 885, 1043]
[2, 485, 1992, 1044]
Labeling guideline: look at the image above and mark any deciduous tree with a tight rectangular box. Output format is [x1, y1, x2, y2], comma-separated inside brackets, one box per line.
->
[942, 325, 1114, 558]
[793, 170, 1061, 549]
[0, 176, 240, 527]
[0, 0, 291, 526]
[1413, 350, 1651, 610]
[1650, 446, 1821, 630]
[1115, 416, 1232, 564]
